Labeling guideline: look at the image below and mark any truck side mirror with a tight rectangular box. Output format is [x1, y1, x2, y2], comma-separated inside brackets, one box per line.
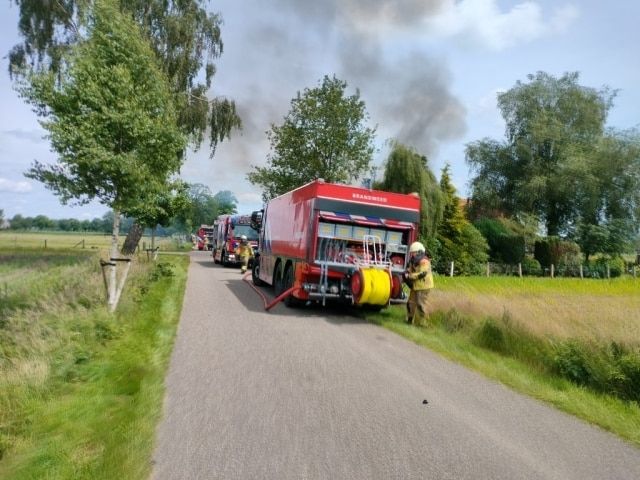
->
[250, 210, 263, 231]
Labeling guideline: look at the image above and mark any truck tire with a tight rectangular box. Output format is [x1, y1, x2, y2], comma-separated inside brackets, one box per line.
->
[273, 262, 284, 296]
[221, 250, 229, 267]
[252, 258, 265, 286]
[283, 264, 302, 307]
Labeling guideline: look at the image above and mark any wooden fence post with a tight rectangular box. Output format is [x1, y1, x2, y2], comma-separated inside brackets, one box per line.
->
[486, 263, 490, 277]
[518, 263, 522, 278]
[44, 239, 47, 249]
[580, 264, 583, 279]
[551, 264, 554, 278]
[449, 261, 454, 277]
[607, 264, 610, 279]
[633, 265, 637, 278]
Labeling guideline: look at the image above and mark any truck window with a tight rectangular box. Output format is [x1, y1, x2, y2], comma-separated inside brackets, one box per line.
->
[233, 224, 259, 241]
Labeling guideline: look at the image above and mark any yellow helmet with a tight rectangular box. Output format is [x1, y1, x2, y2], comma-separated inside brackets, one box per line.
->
[409, 241, 425, 254]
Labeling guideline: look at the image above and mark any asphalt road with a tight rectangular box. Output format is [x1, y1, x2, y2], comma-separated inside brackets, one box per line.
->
[152, 251, 640, 479]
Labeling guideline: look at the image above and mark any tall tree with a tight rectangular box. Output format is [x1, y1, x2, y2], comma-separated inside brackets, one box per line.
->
[127, 180, 190, 250]
[247, 75, 376, 201]
[576, 129, 640, 258]
[175, 183, 236, 230]
[9, 0, 240, 154]
[375, 142, 443, 245]
[19, 0, 186, 311]
[466, 72, 615, 236]
[437, 165, 488, 275]
[213, 190, 238, 215]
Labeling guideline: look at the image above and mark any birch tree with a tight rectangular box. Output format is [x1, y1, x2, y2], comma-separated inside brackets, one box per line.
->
[19, 0, 185, 311]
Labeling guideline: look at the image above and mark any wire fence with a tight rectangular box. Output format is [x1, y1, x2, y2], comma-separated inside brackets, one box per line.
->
[438, 260, 639, 279]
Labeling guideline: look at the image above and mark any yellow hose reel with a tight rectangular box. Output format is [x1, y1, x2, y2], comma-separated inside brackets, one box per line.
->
[351, 267, 391, 306]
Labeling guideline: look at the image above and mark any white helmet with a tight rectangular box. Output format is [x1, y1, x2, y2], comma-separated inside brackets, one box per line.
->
[240, 235, 247, 241]
[409, 241, 425, 254]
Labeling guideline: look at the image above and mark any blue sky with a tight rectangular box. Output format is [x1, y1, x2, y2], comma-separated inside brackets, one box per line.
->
[1, 0, 638, 221]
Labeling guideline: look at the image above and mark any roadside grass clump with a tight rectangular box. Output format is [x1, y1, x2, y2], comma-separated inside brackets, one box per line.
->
[552, 340, 640, 402]
[0, 249, 189, 479]
[368, 301, 640, 446]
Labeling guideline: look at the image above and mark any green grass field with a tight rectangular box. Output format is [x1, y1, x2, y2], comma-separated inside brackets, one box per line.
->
[0, 231, 186, 252]
[0, 241, 189, 479]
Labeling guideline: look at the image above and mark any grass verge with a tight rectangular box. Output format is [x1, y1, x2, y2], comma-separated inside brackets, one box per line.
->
[0, 252, 189, 479]
[368, 306, 640, 447]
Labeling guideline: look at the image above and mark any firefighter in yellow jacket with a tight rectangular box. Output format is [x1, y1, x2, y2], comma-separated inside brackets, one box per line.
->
[404, 241, 434, 325]
[236, 235, 254, 274]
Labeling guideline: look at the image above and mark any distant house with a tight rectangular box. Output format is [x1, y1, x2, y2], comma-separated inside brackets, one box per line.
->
[0, 218, 9, 229]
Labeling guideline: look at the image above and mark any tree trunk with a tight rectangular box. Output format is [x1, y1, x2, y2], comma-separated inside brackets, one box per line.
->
[121, 222, 144, 255]
[108, 208, 121, 312]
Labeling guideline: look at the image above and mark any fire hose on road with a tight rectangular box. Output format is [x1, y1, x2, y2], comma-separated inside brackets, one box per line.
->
[242, 272, 300, 311]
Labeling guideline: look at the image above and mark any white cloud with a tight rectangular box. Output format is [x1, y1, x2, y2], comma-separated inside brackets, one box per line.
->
[0, 177, 32, 193]
[426, 0, 579, 50]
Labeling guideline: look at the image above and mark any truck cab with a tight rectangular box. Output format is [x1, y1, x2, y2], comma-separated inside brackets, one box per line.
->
[212, 214, 259, 267]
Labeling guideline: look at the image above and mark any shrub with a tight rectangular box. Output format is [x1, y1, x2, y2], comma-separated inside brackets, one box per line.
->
[474, 319, 506, 353]
[614, 351, 640, 401]
[474, 218, 525, 264]
[534, 237, 581, 268]
[586, 256, 626, 278]
[521, 256, 542, 276]
[552, 340, 591, 386]
[552, 340, 640, 401]
[494, 234, 526, 264]
[150, 262, 175, 281]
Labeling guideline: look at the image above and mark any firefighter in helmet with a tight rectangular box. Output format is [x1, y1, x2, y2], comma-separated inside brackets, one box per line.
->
[404, 241, 434, 325]
[236, 234, 254, 274]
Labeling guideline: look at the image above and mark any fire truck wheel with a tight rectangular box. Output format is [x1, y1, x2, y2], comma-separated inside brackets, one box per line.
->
[283, 265, 301, 307]
[221, 250, 229, 267]
[252, 259, 265, 286]
[274, 262, 284, 296]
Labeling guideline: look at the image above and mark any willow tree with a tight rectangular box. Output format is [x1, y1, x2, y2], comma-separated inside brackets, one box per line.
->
[9, 0, 240, 153]
[19, 0, 186, 311]
[375, 142, 443, 250]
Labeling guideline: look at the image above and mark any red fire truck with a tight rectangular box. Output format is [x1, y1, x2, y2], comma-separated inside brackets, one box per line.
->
[251, 180, 421, 309]
[196, 225, 214, 251]
[212, 214, 259, 266]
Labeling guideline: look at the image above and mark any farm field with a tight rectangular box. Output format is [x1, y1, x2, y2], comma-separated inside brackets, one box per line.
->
[0, 231, 184, 252]
[430, 275, 640, 345]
